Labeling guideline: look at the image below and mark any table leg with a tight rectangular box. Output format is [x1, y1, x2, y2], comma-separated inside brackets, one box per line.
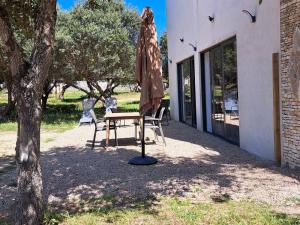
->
[106, 119, 110, 147]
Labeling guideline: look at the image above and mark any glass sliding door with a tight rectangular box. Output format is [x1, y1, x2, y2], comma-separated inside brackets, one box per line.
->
[223, 41, 239, 144]
[211, 47, 225, 138]
[178, 57, 197, 127]
[210, 38, 239, 145]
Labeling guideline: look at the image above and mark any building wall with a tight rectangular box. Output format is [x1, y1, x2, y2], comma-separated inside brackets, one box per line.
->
[167, 0, 280, 160]
[280, 0, 300, 169]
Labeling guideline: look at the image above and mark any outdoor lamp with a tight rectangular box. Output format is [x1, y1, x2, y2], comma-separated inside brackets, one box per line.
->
[189, 43, 197, 52]
[242, 10, 256, 23]
[208, 15, 215, 22]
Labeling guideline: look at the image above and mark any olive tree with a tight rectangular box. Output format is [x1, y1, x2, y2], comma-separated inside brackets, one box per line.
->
[0, 0, 57, 224]
[55, 0, 140, 102]
[159, 32, 169, 83]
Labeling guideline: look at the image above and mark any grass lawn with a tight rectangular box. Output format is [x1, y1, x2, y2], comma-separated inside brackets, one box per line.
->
[0, 91, 87, 132]
[0, 91, 142, 132]
[0, 90, 169, 132]
[42, 197, 300, 225]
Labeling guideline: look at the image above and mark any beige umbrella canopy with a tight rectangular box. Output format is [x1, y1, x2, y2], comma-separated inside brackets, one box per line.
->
[129, 7, 164, 165]
[135, 7, 164, 115]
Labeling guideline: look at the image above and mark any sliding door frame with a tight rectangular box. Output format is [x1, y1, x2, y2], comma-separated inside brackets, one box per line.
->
[177, 56, 197, 128]
[201, 36, 240, 145]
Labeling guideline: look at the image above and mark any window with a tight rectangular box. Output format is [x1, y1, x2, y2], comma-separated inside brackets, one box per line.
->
[202, 38, 239, 145]
[178, 57, 197, 127]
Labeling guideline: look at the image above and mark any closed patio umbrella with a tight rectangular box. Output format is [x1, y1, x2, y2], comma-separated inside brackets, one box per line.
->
[129, 7, 164, 165]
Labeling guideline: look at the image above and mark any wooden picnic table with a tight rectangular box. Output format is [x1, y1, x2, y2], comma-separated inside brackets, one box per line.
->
[104, 112, 142, 147]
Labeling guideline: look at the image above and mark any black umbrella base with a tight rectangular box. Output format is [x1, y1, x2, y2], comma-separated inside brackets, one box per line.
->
[128, 156, 158, 165]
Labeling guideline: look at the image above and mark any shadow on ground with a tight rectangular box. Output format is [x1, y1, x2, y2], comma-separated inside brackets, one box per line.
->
[162, 122, 300, 182]
[1, 121, 300, 222]
[41, 125, 299, 213]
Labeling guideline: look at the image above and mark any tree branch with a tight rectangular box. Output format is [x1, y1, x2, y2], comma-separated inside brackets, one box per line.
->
[48, 81, 57, 94]
[91, 81, 105, 97]
[44, 80, 57, 96]
[71, 83, 90, 95]
[30, 0, 57, 92]
[0, 6, 25, 79]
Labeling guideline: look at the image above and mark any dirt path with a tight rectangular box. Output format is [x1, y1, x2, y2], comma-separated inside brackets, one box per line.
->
[0, 130, 60, 157]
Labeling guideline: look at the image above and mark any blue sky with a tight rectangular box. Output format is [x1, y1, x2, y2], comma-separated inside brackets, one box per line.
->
[57, 0, 166, 39]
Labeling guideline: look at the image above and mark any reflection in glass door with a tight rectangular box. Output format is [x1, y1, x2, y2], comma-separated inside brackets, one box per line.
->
[178, 57, 196, 127]
[210, 39, 239, 144]
[211, 47, 225, 138]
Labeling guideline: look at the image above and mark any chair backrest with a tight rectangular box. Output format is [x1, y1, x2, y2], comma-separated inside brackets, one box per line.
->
[89, 109, 97, 124]
[158, 107, 165, 121]
[151, 109, 157, 118]
[83, 98, 95, 111]
[105, 97, 118, 113]
[161, 99, 170, 108]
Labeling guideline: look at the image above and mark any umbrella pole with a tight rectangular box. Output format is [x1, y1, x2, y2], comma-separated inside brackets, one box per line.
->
[128, 114, 157, 165]
[142, 115, 145, 158]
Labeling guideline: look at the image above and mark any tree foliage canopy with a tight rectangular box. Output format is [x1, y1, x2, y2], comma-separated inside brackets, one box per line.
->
[54, 0, 140, 99]
[159, 32, 168, 82]
[0, 0, 141, 103]
[0, 0, 38, 114]
[0, 0, 39, 38]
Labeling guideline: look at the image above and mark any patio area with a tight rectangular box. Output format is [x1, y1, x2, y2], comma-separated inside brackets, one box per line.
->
[1, 120, 300, 218]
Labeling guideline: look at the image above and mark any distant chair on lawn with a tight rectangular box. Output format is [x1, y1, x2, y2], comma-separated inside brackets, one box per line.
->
[105, 96, 128, 126]
[89, 109, 118, 149]
[104, 97, 118, 113]
[79, 98, 96, 125]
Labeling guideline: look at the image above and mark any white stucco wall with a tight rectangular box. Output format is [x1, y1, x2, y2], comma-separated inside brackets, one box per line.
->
[167, 0, 280, 160]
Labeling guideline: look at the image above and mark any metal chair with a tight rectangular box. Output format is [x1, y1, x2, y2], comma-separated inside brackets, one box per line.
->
[160, 99, 171, 125]
[145, 107, 166, 146]
[105, 97, 127, 126]
[105, 97, 118, 113]
[230, 105, 239, 119]
[89, 109, 118, 149]
[134, 109, 157, 140]
[79, 98, 95, 125]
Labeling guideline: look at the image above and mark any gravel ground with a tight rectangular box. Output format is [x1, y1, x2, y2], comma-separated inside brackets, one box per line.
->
[0, 130, 59, 156]
[1, 120, 300, 219]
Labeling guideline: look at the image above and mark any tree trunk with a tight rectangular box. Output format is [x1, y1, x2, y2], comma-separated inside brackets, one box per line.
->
[41, 92, 49, 111]
[4, 83, 15, 115]
[15, 94, 43, 225]
[59, 84, 70, 100]
[87, 81, 95, 98]
[0, 75, 15, 119]
[94, 96, 105, 106]
[0, 1, 57, 224]
[42, 80, 56, 111]
[111, 84, 119, 95]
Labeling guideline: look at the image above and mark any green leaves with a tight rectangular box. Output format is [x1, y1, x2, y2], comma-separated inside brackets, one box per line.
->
[54, 0, 139, 86]
[160, 32, 168, 82]
[0, 0, 40, 38]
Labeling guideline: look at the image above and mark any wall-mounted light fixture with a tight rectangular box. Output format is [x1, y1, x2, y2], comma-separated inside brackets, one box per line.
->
[189, 43, 197, 52]
[168, 58, 173, 64]
[208, 15, 215, 22]
[180, 38, 184, 43]
[242, 10, 256, 23]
